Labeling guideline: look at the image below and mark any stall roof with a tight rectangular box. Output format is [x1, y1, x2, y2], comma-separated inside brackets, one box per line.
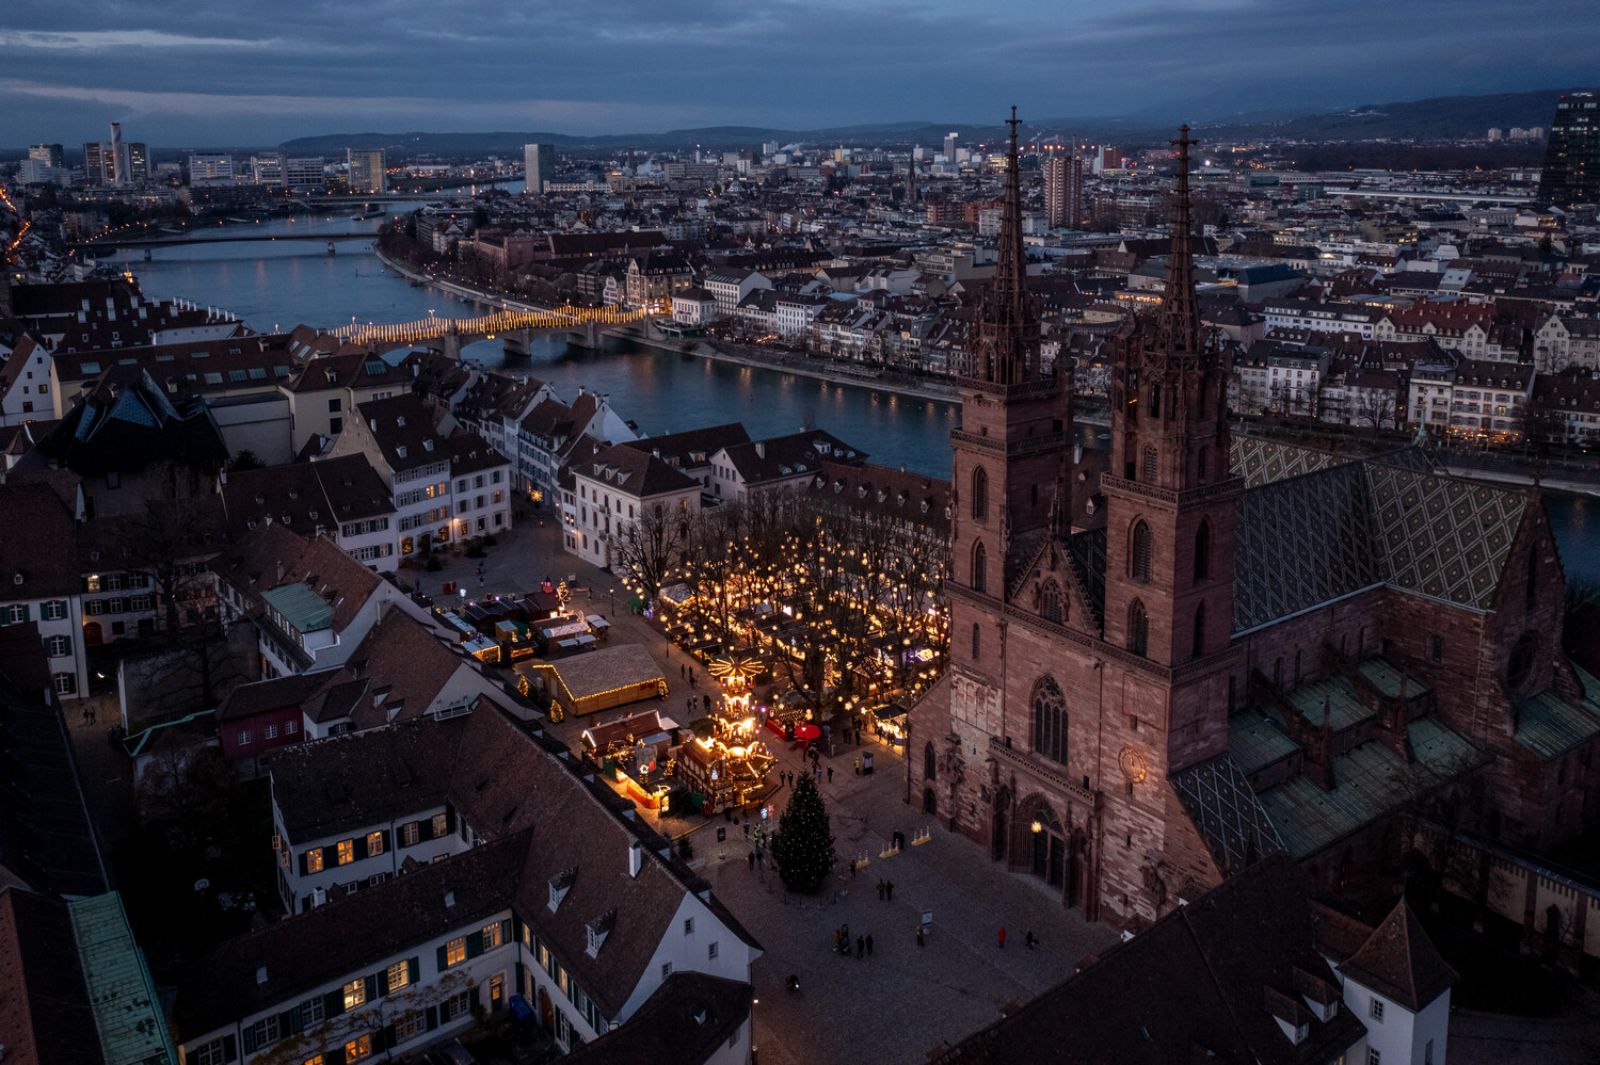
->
[541, 619, 590, 640]
[547, 644, 666, 700]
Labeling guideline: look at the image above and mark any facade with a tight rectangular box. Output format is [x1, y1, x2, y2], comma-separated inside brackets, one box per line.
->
[188, 153, 236, 187]
[346, 149, 387, 195]
[908, 121, 1593, 933]
[1538, 91, 1599, 207]
[566, 444, 701, 570]
[1042, 150, 1084, 229]
[524, 143, 555, 194]
[284, 156, 327, 189]
[220, 455, 399, 572]
[0, 483, 90, 698]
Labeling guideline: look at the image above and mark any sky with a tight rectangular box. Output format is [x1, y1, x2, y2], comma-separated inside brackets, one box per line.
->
[4, 0, 1599, 147]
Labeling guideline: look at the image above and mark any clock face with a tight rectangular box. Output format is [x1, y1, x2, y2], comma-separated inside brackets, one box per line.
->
[1119, 745, 1148, 784]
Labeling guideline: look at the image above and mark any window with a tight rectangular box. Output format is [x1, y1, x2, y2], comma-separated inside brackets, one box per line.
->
[1032, 676, 1068, 765]
[342, 977, 367, 1010]
[367, 830, 385, 856]
[661, 961, 673, 979]
[1429, 635, 1443, 663]
[1141, 446, 1158, 482]
[1192, 602, 1206, 660]
[285, 719, 299, 735]
[190, 1038, 231, 1065]
[971, 540, 987, 594]
[925, 742, 937, 782]
[1039, 580, 1065, 625]
[45, 634, 70, 658]
[386, 960, 410, 992]
[244, 1015, 282, 1050]
[1369, 998, 1384, 1021]
[337, 839, 355, 866]
[300, 995, 325, 1026]
[483, 922, 504, 948]
[42, 599, 66, 621]
[441, 990, 471, 1021]
[431, 812, 448, 837]
[395, 1010, 426, 1042]
[1367, 1049, 1381, 1065]
[1130, 521, 1152, 582]
[328, 397, 342, 413]
[683, 917, 694, 936]
[445, 936, 467, 966]
[344, 1034, 373, 1062]
[237, 729, 252, 746]
[53, 672, 76, 696]
[264, 724, 278, 740]
[400, 821, 420, 846]
[708, 941, 719, 960]
[971, 622, 981, 661]
[304, 1057, 325, 1065]
[1128, 600, 1149, 657]
[971, 466, 988, 519]
[306, 848, 324, 874]
[1194, 521, 1211, 582]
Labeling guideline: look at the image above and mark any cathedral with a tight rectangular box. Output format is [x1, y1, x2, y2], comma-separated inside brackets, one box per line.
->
[909, 113, 1598, 930]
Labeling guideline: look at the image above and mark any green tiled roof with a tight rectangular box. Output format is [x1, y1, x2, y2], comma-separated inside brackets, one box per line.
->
[262, 581, 334, 633]
[1228, 710, 1300, 775]
[68, 893, 177, 1065]
[1257, 718, 1485, 860]
[1286, 674, 1374, 733]
[1356, 657, 1429, 701]
[1514, 667, 1600, 760]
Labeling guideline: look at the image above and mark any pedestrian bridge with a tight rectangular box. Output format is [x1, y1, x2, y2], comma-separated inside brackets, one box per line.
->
[328, 304, 652, 351]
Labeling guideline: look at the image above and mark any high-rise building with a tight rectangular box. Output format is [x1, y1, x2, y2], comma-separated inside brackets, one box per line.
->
[1043, 148, 1084, 229]
[1539, 91, 1599, 206]
[284, 157, 326, 189]
[187, 153, 236, 187]
[82, 142, 107, 186]
[1487, 127, 1503, 142]
[251, 152, 285, 185]
[126, 143, 150, 184]
[28, 144, 64, 169]
[346, 149, 387, 195]
[944, 132, 960, 163]
[523, 143, 554, 194]
[109, 122, 130, 187]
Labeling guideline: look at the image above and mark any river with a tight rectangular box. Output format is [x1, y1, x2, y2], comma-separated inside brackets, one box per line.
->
[108, 212, 1600, 589]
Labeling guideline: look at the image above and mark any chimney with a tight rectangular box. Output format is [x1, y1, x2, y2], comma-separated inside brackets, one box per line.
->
[755, 441, 766, 459]
[628, 840, 643, 878]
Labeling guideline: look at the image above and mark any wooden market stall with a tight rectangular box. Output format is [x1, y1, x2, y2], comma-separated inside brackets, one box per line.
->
[525, 644, 668, 718]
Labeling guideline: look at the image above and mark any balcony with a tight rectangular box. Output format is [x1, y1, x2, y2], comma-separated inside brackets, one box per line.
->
[989, 737, 1099, 809]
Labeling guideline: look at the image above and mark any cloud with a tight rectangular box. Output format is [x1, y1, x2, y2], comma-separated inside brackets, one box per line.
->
[0, 29, 274, 50]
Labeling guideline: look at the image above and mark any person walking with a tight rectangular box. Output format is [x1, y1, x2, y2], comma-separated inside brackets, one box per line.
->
[916, 925, 926, 948]
[856, 936, 864, 959]
[997, 927, 1007, 950]
[866, 934, 874, 957]
[747, 851, 756, 871]
[1025, 930, 1037, 950]
[826, 765, 834, 783]
[680, 664, 686, 679]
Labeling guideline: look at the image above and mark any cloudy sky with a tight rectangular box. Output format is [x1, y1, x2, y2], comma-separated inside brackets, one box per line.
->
[4, 0, 1597, 146]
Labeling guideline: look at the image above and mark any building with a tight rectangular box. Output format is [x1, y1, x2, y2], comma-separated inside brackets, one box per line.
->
[934, 856, 1453, 1065]
[908, 120, 1591, 932]
[82, 141, 107, 185]
[28, 142, 64, 168]
[0, 483, 89, 698]
[109, 122, 130, 188]
[944, 132, 959, 162]
[524, 143, 555, 194]
[347, 149, 387, 195]
[251, 151, 285, 184]
[220, 454, 399, 572]
[188, 153, 235, 187]
[566, 444, 702, 570]
[703, 269, 772, 320]
[706, 429, 864, 504]
[175, 702, 760, 1064]
[1538, 91, 1599, 206]
[1043, 149, 1084, 229]
[126, 142, 150, 184]
[284, 156, 326, 189]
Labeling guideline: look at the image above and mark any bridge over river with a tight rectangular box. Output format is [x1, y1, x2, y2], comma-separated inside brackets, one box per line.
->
[331, 304, 654, 355]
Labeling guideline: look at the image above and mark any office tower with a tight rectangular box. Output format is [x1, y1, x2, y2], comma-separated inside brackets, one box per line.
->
[126, 143, 150, 183]
[944, 132, 959, 162]
[523, 143, 554, 194]
[284, 157, 326, 189]
[187, 153, 236, 187]
[1043, 148, 1084, 229]
[251, 152, 285, 185]
[1487, 127, 1503, 142]
[345, 149, 386, 195]
[1539, 91, 1599, 206]
[82, 142, 107, 185]
[29, 144, 64, 169]
[109, 122, 130, 187]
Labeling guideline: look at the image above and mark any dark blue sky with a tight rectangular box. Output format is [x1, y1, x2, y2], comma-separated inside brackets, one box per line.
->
[4, 0, 1597, 146]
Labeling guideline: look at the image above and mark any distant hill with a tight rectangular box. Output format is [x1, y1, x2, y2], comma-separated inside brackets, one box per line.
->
[278, 88, 1587, 157]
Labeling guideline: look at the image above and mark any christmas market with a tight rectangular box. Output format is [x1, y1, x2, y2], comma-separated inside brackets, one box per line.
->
[580, 709, 678, 811]
[517, 643, 668, 718]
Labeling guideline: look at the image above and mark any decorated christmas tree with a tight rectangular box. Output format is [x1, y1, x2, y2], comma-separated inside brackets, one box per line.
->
[772, 772, 836, 894]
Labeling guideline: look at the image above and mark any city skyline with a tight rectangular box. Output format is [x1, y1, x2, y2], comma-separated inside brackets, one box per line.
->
[5, 0, 1600, 144]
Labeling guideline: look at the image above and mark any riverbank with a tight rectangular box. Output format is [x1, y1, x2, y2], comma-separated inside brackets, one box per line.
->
[377, 246, 961, 405]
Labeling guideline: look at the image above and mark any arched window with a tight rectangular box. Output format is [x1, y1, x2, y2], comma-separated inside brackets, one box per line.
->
[1191, 602, 1206, 660]
[971, 622, 982, 660]
[971, 466, 989, 520]
[1149, 383, 1162, 418]
[1130, 521, 1152, 583]
[1038, 580, 1065, 625]
[1032, 676, 1068, 765]
[924, 742, 937, 782]
[971, 541, 988, 594]
[1194, 520, 1211, 583]
[1128, 600, 1149, 657]
[1141, 446, 1159, 483]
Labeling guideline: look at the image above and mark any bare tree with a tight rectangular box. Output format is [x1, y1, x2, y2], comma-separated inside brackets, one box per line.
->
[611, 500, 692, 602]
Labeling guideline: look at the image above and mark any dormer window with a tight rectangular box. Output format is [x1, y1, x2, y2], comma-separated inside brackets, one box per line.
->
[396, 446, 408, 459]
[585, 911, 616, 958]
[396, 415, 406, 427]
[548, 868, 575, 912]
[423, 439, 434, 452]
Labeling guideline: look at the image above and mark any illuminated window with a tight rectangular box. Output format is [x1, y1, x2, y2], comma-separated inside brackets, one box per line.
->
[342, 977, 367, 1010]
[305, 848, 324, 874]
[367, 831, 385, 856]
[400, 821, 420, 846]
[482, 922, 504, 948]
[344, 1034, 373, 1061]
[431, 812, 448, 837]
[337, 839, 354, 866]
[446, 936, 467, 966]
[386, 960, 409, 992]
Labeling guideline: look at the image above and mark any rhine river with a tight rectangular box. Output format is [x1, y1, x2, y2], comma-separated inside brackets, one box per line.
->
[108, 209, 1600, 588]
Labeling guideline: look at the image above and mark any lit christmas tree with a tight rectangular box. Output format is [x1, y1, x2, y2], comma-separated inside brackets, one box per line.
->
[772, 772, 836, 894]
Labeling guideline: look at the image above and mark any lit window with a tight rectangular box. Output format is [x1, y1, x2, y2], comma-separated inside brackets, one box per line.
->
[303, 1057, 324, 1065]
[483, 922, 504, 948]
[367, 831, 385, 856]
[400, 821, 420, 846]
[344, 1034, 373, 1061]
[342, 978, 367, 1010]
[337, 839, 355, 865]
[431, 813, 448, 837]
[386, 960, 410, 992]
[305, 849, 324, 873]
[446, 936, 467, 966]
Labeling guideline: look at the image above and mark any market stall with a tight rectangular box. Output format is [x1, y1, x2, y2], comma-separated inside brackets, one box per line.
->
[581, 709, 677, 810]
[523, 644, 668, 718]
[676, 734, 774, 815]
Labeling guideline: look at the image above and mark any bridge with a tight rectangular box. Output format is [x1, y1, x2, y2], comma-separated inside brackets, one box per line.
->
[75, 231, 374, 258]
[330, 304, 654, 356]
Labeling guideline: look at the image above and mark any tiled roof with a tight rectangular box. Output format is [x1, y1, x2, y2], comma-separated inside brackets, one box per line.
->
[1170, 754, 1285, 877]
[220, 453, 394, 539]
[575, 443, 699, 498]
[563, 973, 751, 1065]
[66, 892, 176, 1065]
[1513, 666, 1600, 760]
[0, 888, 106, 1065]
[1337, 898, 1457, 1012]
[0, 482, 82, 598]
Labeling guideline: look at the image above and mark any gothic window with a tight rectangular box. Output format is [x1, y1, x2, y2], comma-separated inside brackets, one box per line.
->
[1149, 384, 1162, 418]
[924, 742, 937, 782]
[971, 541, 988, 594]
[1032, 676, 1068, 765]
[1141, 446, 1158, 483]
[1038, 580, 1065, 625]
[1130, 521, 1152, 583]
[971, 622, 982, 660]
[1194, 520, 1211, 583]
[1191, 602, 1206, 660]
[1128, 600, 1149, 657]
[972, 466, 989, 520]
[1430, 635, 1444, 663]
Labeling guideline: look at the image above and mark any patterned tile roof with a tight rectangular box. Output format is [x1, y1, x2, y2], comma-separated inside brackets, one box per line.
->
[1171, 754, 1285, 876]
[1227, 710, 1300, 776]
[1513, 666, 1600, 760]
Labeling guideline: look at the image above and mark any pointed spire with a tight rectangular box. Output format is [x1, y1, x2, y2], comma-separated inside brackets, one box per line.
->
[1159, 124, 1201, 357]
[967, 106, 1039, 385]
